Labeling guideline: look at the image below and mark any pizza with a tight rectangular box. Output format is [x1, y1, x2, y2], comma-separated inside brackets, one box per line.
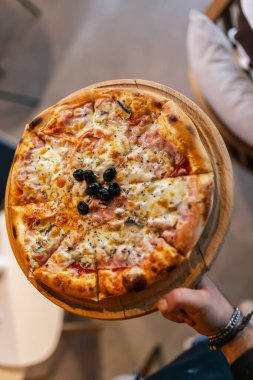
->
[7, 86, 214, 302]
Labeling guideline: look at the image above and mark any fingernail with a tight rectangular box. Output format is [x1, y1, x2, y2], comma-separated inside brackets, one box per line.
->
[157, 298, 167, 312]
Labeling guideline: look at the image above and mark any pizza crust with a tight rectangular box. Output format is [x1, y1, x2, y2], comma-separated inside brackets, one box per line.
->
[159, 100, 212, 174]
[34, 268, 97, 300]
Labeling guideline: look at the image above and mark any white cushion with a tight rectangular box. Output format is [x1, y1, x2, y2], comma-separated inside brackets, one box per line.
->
[242, 0, 253, 30]
[187, 10, 253, 146]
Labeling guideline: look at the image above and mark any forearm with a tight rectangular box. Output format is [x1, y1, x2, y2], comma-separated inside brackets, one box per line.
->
[221, 321, 253, 364]
[157, 276, 253, 378]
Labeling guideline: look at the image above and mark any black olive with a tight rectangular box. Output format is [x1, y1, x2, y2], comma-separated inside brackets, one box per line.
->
[98, 188, 111, 202]
[83, 170, 96, 183]
[103, 167, 116, 182]
[109, 181, 121, 196]
[86, 182, 102, 196]
[77, 201, 89, 215]
[73, 169, 85, 182]
[169, 114, 178, 122]
[124, 218, 137, 225]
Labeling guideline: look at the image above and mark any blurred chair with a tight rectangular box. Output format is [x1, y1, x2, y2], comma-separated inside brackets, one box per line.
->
[188, 0, 253, 170]
[0, 0, 41, 107]
[16, 0, 41, 18]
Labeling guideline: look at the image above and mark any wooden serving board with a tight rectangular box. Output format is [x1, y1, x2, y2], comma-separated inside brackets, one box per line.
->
[5, 79, 233, 320]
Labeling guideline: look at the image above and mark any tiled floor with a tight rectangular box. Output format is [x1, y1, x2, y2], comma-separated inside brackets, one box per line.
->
[1, 1, 253, 380]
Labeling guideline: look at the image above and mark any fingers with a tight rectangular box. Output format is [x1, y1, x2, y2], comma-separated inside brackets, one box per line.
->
[157, 276, 213, 318]
[158, 275, 217, 314]
[161, 287, 206, 313]
[157, 299, 196, 326]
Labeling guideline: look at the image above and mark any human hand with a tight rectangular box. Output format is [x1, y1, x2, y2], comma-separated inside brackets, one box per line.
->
[157, 275, 234, 336]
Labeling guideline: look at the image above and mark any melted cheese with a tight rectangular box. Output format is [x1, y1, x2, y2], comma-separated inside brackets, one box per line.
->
[84, 225, 155, 268]
[42, 232, 96, 273]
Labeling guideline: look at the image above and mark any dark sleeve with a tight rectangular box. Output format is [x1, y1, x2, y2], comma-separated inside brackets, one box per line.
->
[235, 0, 253, 69]
[231, 349, 253, 380]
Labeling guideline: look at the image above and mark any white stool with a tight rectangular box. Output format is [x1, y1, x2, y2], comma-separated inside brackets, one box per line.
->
[0, 211, 63, 377]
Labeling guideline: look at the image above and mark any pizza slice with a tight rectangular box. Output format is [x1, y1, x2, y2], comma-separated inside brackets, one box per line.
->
[115, 100, 212, 183]
[9, 202, 66, 274]
[27, 89, 94, 142]
[120, 173, 214, 255]
[9, 197, 90, 273]
[9, 128, 75, 205]
[156, 99, 212, 175]
[33, 232, 97, 300]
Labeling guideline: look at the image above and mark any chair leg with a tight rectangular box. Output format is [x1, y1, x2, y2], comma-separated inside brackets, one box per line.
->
[0, 67, 6, 78]
[16, 0, 42, 18]
[205, 0, 233, 22]
[138, 345, 164, 378]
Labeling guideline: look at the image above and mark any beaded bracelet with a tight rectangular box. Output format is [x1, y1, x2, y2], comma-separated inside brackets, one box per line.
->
[208, 307, 241, 347]
[209, 308, 253, 350]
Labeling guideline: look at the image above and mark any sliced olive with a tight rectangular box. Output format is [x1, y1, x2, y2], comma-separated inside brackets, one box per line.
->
[73, 169, 85, 182]
[109, 181, 121, 196]
[86, 182, 102, 196]
[77, 201, 89, 215]
[103, 167, 116, 182]
[98, 188, 111, 202]
[83, 170, 96, 183]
